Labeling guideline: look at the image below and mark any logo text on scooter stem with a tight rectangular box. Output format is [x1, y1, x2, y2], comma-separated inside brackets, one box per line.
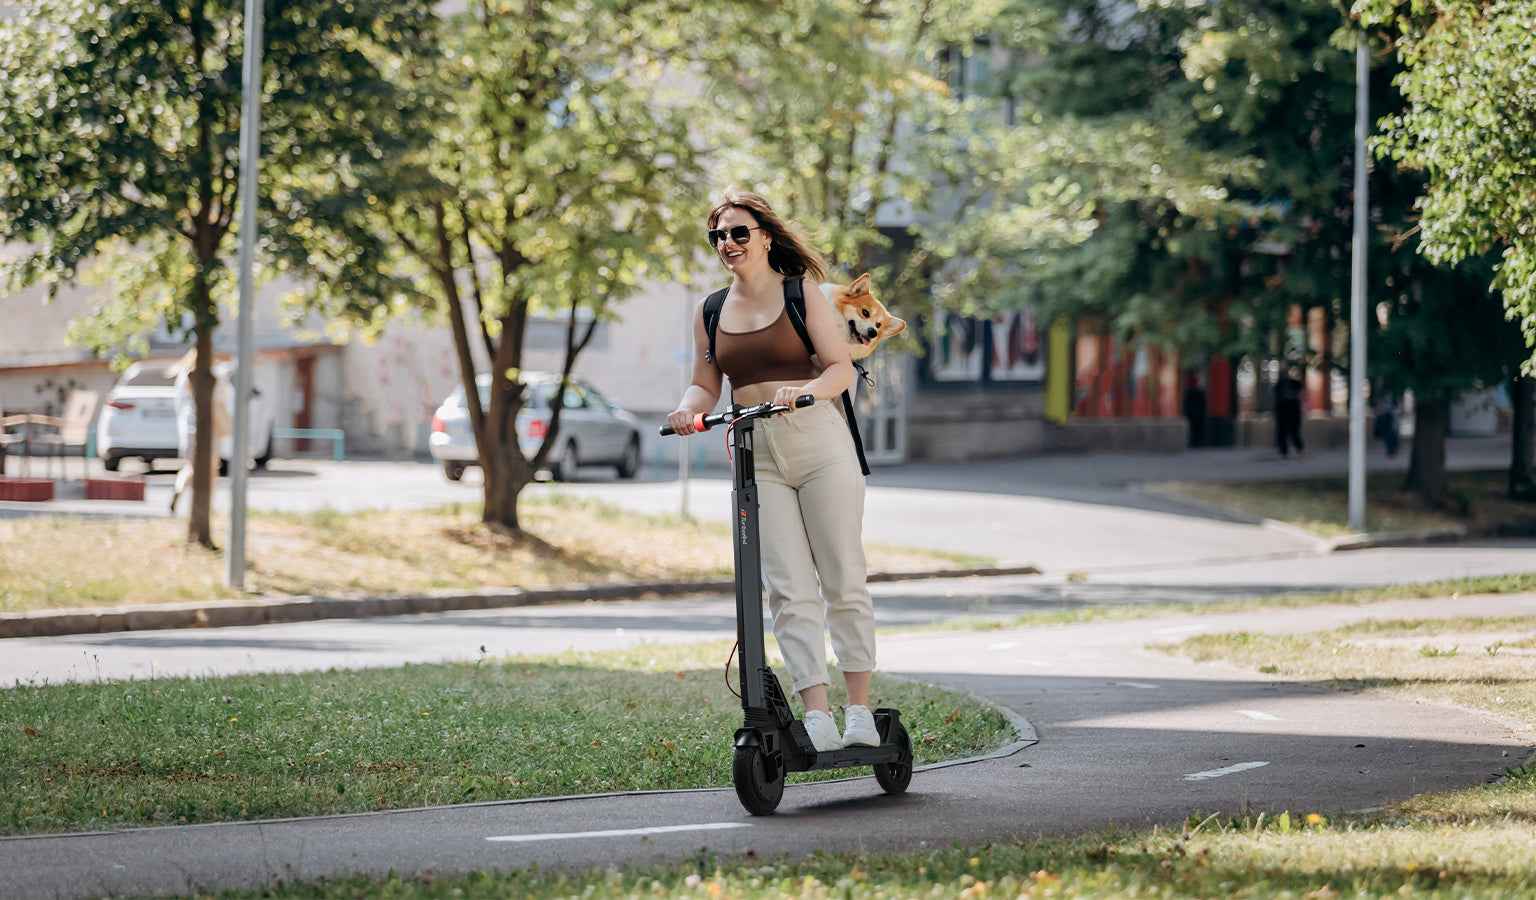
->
[739, 509, 748, 546]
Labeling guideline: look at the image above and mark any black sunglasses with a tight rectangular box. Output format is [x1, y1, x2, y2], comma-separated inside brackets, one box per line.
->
[707, 225, 763, 248]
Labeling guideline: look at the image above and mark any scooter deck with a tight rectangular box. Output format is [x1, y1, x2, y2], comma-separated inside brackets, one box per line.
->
[799, 742, 907, 772]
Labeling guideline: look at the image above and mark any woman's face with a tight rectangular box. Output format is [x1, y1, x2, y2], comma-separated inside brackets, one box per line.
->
[712, 206, 769, 275]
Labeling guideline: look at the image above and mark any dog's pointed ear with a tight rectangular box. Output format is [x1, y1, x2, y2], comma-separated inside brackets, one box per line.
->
[883, 315, 907, 337]
[849, 272, 872, 295]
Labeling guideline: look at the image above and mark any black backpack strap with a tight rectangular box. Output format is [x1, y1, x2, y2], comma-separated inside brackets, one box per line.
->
[840, 392, 871, 476]
[781, 279, 871, 477]
[702, 287, 729, 363]
[782, 277, 814, 354]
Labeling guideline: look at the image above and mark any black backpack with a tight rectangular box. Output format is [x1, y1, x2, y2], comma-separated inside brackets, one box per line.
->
[701, 278, 871, 476]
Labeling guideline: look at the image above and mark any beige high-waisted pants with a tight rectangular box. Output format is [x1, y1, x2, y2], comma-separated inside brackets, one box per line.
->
[753, 400, 876, 694]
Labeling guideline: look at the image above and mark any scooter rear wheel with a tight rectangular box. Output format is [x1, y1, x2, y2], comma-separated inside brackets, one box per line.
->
[732, 745, 784, 815]
[873, 722, 913, 795]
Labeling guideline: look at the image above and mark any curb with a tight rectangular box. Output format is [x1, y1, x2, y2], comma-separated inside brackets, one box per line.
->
[1325, 520, 1536, 552]
[1134, 482, 1536, 554]
[0, 565, 1042, 640]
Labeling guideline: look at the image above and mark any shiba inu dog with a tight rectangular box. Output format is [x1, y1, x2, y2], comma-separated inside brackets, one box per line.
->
[823, 273, 906, 360]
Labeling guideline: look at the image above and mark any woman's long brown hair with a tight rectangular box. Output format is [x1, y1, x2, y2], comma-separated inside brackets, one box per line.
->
[708, 187, 828, 284]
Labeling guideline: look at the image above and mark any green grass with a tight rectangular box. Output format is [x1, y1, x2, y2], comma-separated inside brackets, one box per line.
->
[0, 641, 1014, 836]
[1148, 469, 1536, 537]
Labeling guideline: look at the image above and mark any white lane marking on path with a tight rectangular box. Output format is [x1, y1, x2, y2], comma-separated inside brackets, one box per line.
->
[487, 823, 751, 843]
[1184, 761, 1270, 781]
[1113, 681, 1159, 689]
[1238, 710, 1280, 721]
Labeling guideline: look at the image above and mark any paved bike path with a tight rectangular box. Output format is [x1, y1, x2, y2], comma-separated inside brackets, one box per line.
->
[3, 592, 1531, 899]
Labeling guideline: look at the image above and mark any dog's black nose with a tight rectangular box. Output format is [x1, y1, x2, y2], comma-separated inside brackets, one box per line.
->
[864, 327, 879, 340]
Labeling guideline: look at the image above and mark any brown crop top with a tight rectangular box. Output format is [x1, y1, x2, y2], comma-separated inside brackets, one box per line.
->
[714, 309, 817, 388]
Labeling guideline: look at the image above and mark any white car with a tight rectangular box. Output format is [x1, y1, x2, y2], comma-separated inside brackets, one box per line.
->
[96, 361, 182, 472]
[429, 372, 642, 482]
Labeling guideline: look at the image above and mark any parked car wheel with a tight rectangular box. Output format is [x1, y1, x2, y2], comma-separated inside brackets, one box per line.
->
[616, 436, 640, 479]
[552, 441, 579, 482]
[255, 437, 273, 470]
[103, 454, 123, 472]
[444, 460, 466, 481]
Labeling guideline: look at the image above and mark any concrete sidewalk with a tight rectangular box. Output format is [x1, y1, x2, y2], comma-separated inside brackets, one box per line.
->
[0, 434, 1524, 641]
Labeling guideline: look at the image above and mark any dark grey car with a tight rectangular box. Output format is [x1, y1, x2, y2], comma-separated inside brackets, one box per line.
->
[428, 372, 642, 482]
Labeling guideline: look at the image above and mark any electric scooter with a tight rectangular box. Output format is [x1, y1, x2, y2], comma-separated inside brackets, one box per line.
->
[661, 396, 913, 815]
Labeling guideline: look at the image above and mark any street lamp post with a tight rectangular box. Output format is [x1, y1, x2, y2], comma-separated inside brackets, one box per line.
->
[226, 0, 263, 589]
[1348, 38, 1369, 533]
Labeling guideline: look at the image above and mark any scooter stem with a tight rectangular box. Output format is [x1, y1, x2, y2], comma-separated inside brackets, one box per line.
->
[730, 414, 771, 710]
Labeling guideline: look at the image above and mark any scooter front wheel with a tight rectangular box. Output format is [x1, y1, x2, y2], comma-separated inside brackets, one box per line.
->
[732, 745, 784, 815]
[873, 722, 913, 795]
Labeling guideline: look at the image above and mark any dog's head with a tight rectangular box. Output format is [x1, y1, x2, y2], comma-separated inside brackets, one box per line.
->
[825, 273, 906, 360]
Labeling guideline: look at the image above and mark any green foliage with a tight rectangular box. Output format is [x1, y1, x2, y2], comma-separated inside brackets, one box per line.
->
[1356, 0, 1536, 367]
[0, 0, 437, 354]
[0, 0, 435, 543]
[975, 0, 1277, 351]
[323, 0, 709, 526]
[696, 0, 1001, 295]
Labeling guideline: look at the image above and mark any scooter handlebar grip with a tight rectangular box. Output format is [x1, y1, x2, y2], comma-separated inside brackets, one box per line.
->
[796, 394, 815, 408]
[659, 412, 717, 436]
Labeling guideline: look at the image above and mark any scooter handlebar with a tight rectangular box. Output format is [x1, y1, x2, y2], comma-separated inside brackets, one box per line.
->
[659, 394, 814, 436]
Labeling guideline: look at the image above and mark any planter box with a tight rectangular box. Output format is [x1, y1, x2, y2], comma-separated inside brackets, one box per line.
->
[85, 476, 146, 501]
[0, 477, 55, 502]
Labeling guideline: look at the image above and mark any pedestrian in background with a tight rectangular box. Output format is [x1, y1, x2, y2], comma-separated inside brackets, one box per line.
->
[1374, 383, 1400, 456]
[1275, 364, 1305, 459]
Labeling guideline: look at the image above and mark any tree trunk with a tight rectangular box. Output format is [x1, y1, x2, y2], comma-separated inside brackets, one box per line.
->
[481, 312, 535, 530]
[1511, 373, 1535, 497]
[481, 438, 535, 531]
[187, 319, 218, 549]
[1404, 395, 1450, 508]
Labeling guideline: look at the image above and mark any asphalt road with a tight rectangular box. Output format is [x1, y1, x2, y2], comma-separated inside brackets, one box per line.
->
[1, 436, 1533, 897]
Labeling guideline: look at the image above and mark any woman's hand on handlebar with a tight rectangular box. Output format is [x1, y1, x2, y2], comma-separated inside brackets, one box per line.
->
[773, 386, 815, 411]
[665, 408, 699, 436]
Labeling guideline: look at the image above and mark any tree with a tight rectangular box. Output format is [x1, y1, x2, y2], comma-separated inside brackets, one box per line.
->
[1356, 0, 1536, 496]
[1356, 0, 1536, 361]
[982, 0, 1270, 348]
[305, 0, 704, 532]
[1368, 249, 1520, 506]
[690, 0, 1256, 358]
[1162, 2, 1529, 506]
[0, 0, 435, 547]
[986, 0, 1522, 506]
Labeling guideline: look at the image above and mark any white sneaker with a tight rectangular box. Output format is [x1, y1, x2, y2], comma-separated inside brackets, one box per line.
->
[842, 704, 880, 747]
[804, 709, 844, 752]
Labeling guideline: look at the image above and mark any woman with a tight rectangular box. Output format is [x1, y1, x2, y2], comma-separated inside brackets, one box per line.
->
[666, 188, 878, 753]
